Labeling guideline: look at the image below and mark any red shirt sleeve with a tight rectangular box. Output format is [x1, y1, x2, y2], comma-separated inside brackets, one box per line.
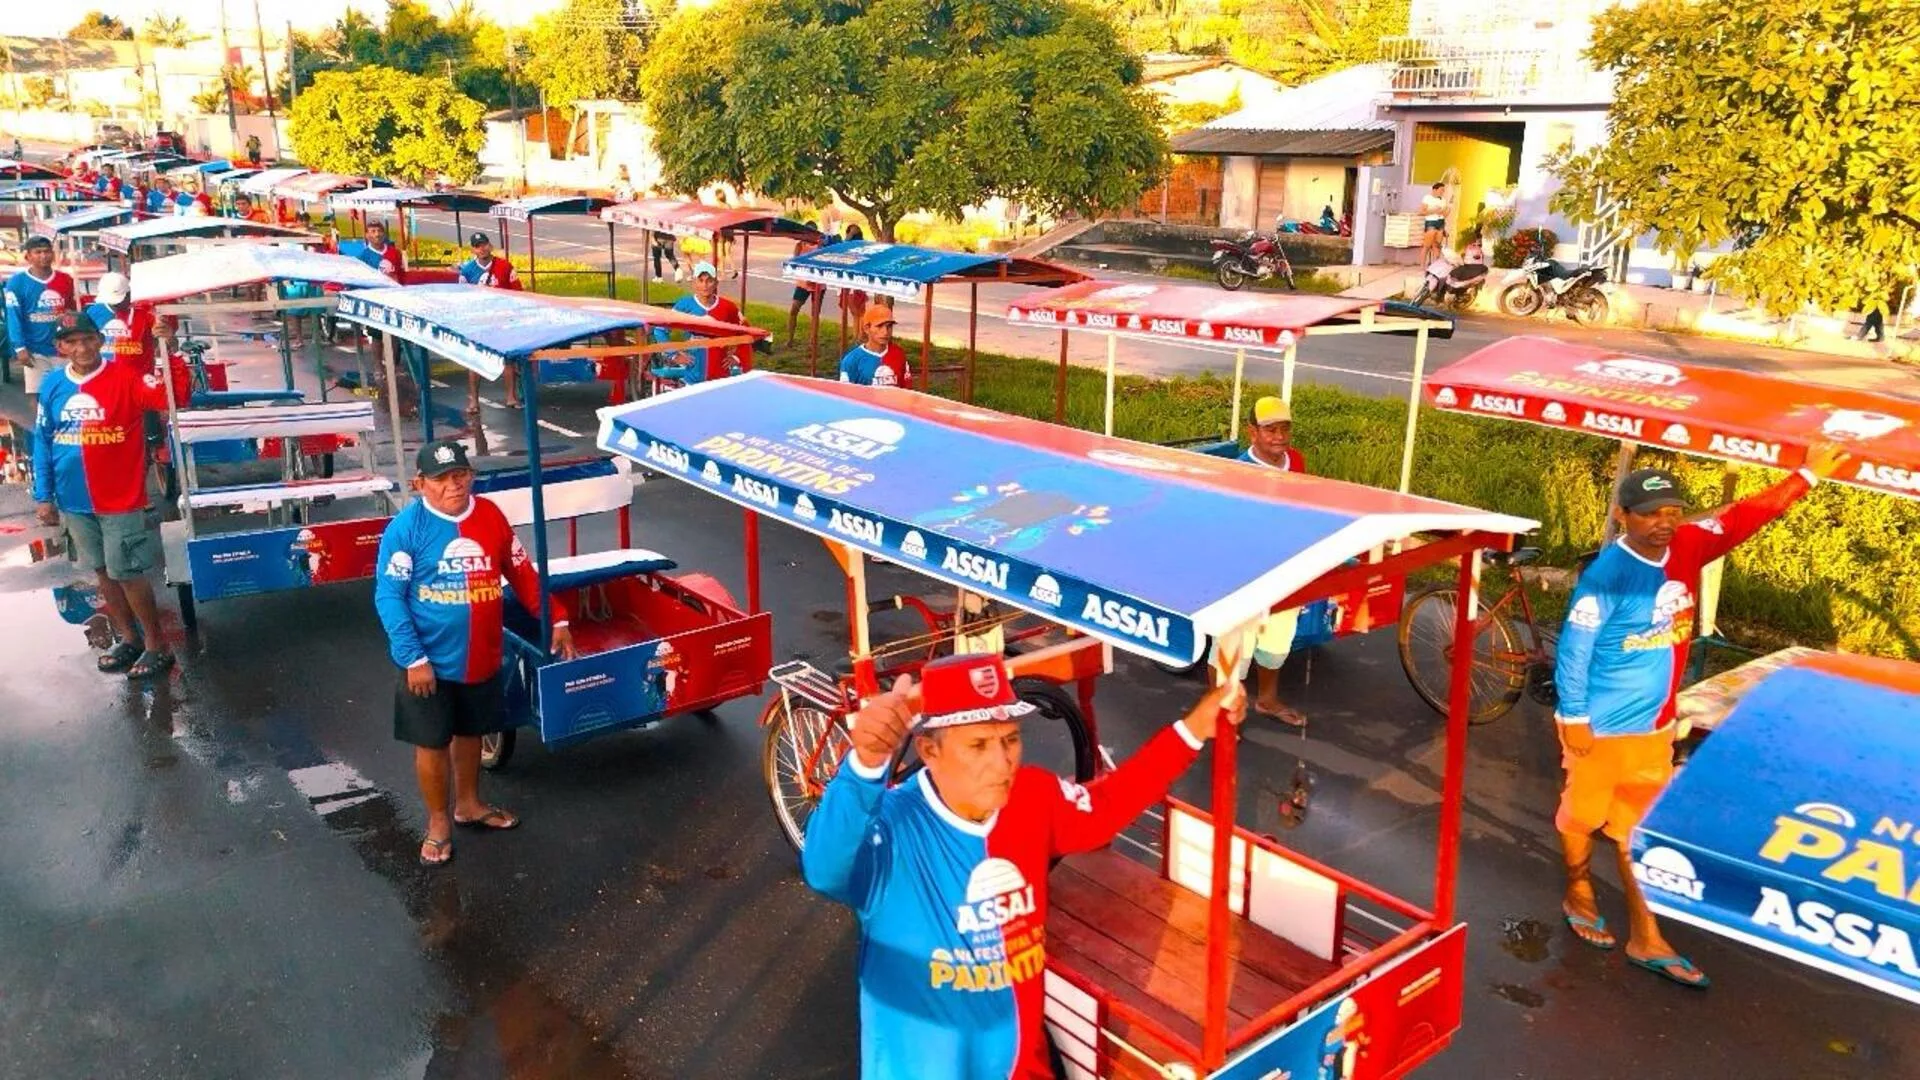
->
[1675, 471, 1811, 572]
[1047, 723, 1201, 857]
[1287, 446, 1307, 473]
[499, 517, 570, 626]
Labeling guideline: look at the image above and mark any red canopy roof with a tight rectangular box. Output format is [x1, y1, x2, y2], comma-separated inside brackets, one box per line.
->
[1426, 336, 1920, 499]
[1005, 280, 1377, 350]
[601, 198, 821, 241]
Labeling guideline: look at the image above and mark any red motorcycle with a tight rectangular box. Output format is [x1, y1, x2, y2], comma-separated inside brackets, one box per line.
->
[1209, 230, 1296, 291]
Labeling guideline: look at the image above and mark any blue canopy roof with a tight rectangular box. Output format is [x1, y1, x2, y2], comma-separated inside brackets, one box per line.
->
[781, 241, 1082, 300]
[491, 194, 614, 222]
[99, 216, 314, 254]
[32, 203, 135, 236]
[595, 372, 1535, 666]
[1634, 657, 1920, 1004]
[333, 284, 764, 381]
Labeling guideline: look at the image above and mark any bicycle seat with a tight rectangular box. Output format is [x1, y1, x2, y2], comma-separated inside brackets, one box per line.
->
[1487, 546, 1542, 566]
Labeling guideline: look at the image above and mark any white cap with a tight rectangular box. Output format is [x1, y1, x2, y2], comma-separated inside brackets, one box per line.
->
[96, 272, 130, 306]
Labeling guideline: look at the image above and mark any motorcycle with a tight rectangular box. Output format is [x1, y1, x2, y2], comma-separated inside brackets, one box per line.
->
[1498, 256, 1610, 324]
[1410, 250, 1489, 311]
[1210, 230, 1296, 291]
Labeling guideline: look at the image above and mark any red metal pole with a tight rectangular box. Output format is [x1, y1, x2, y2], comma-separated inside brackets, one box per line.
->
[1202, 693, 1239, 1068]
[808, 282, 822, 378]
[619, 505, 631, 549]
[966, 281, 977, 402]
[744, 509, 762, 614]
[526, 219, 536, 292]
[919, 284, 933, 390]
[738, 231, 749, 310]
[1054, 329, 1069, 424]
[1434, 550, 1480, 926]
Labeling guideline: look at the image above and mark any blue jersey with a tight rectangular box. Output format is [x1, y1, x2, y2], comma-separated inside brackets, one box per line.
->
[803, 724, 1201, 1079]
[4, 269, 77, 358]
[32, 359, 171, 515]
[457, 254, 520, 289]
[373, 497, 564, 683]
[1555, 472, 1811, 736]
[649, 294, 746, 384]
[145, 190, 167, 214]
[838, 343, 910, 388]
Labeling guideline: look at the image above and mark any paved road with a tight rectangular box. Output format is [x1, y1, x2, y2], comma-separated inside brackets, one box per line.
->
[2, 356, 1914, 1080]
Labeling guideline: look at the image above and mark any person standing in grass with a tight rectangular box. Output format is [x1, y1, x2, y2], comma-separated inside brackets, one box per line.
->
[648, 261, 751, 389]
[838, 306, 911, 388]
[1230, 396, 1307, 726]
[1553, 444, 1850, 988]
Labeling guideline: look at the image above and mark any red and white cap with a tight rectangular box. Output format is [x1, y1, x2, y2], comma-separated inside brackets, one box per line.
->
[917, 654, 1038, 730]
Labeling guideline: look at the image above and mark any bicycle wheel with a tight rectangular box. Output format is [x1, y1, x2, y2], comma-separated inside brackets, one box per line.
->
[762, 694, 853, 852]
[1396, 585, 1528, 724]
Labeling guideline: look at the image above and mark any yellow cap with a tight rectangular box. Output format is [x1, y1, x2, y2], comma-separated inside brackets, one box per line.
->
[1252, 396, 1291, 425]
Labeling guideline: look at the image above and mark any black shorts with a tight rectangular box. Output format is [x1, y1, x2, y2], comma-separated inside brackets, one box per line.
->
[393, 670, 508, 748]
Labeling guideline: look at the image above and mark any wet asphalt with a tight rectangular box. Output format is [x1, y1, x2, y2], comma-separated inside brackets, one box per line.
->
[2, 372, 1915, 1080]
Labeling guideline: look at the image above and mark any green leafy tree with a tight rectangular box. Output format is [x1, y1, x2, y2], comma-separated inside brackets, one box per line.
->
[525, 0, 650, 157]
[1231, 0, 1407, 85]
[69, 12, 134, 40]
[641, 0, 1168, 241]
[1552, 0, 1920, 316]
[139, 15, 199, 47]
[287, 67, 487, 185]
[286, 3, 523, 109]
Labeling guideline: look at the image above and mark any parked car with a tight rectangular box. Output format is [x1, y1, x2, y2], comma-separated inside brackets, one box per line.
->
[94, 123, 136, 149]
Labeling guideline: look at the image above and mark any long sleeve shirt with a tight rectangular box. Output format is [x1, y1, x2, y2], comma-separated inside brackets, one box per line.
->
[457, 254, 521, 290]
[1554, 471, 1814, 736]
[32, 360, 172, 514]
[5, 269, 77, 357]
[372, 497, 568, 683]
[649, 294, 748, 383]
[802, 722, 1204, 1080]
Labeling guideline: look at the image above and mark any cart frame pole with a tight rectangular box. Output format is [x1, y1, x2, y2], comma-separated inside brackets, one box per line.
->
[1201, 667, 1241, 1068]
[1053, 329, 1069, 424]
[641, 226, 652, 306]
[1227, 347, 1247, 440]
[966, 281, 978, 401]
[920, 283, 934, 388]
[381, 334, 408, 497]
[744, 510, 762, 613]
[808, 282, 822, 379]
[1396, 326, 1429, 494]
[605, 222, 617, 299]
[737, 231, 750, 311]
[1102, 332, 1118, 436]
[1280, 342, 1298, 404]
[1433, 549, 1481, 926]
[525, 219, 537, 292]
[523, 360, 554, 651]
[1600, 439, 1639, 544]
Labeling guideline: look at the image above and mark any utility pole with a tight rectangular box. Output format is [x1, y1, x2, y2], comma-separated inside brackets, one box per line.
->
[505, 25, 528, 191]
[253, 0, 277, 120]
[286, 21, 297, 106]
[218, 0, 240, 145]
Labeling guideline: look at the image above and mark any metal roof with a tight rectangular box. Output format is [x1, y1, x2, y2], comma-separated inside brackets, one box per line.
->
[1169, 127, 1394, 157]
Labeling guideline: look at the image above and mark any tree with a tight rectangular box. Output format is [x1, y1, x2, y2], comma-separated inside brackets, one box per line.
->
[287, 67, 487, 185]
[139, 15, 198, 47]
[1230, 0, 1407, 85]
[641, 0, 1168, 240]
[525, 0, 650, 157]
[1552, 0, 1920, 316]
[286, 3, 523, 110]
[69, 12, 134, 40]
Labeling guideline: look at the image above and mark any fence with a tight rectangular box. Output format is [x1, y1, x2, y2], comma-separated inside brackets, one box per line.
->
[1134, 157, 1223, 226]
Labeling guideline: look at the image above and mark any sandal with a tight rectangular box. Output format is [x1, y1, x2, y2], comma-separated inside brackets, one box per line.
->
[97, 640, 143, 673]
[126, 650, 176, 680]
[455, 807, 520, 831]
[419, 836, 454, 867]
[1563, 907, 1617, 950]
[1629, 952, 1710, 988]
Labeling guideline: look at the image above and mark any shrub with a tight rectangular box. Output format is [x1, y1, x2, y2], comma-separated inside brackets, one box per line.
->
[1493, 227, 1560, 268]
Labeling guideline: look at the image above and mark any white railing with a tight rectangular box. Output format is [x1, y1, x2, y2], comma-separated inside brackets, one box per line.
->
[1575, 188, 1633, 282]
[1380, 34, 1615, 104]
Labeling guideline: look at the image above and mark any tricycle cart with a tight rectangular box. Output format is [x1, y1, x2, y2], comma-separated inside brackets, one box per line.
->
[327, 186, 500, 270]
[602, 195, 820, 309]
[332, 283, 775, 767]
[595, 370, 1537, 1077]
[98, 215, 319, 271]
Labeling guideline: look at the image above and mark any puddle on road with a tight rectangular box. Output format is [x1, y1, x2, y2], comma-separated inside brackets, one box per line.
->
[1490, 982, 1546, 1009]
[1498, 916, 1553, 963]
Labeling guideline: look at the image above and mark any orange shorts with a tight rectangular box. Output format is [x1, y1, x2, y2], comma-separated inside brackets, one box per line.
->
[1556, 728, 1675, 842]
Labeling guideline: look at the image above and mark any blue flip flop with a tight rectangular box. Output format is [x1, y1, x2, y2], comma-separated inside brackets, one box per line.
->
[1629, 953, 1711, 989]
[1563, 908, 1617, 950]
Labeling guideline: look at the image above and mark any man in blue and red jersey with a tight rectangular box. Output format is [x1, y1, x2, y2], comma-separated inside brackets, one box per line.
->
[6, 235, 79, 399]
[1553, 442, 1852, 988]
[838, 305, 911, 389]
[32, 312, 175, 679]
[649, 261, 751, 390]
[374, 439, 576, 867]
[457, 232, 520, 290]
[1234, 396, 1307, 726]
[804, 653, 1243, 1079]
[354, 221, 406, 281]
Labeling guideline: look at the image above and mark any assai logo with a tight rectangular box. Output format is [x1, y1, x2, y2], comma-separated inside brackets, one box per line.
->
[828, 507, 884, 545]
[1707, 432, 1782, 465]
[1633, 846, 1705, 901]
[900, 529, 929, 560]
[1576, 357, 1686, 387]
[59, 392, 107, 424]
[1567, 595, 1602, 630]
[1086, 448, 1203, 474]
[1029, 573, 1063, 608]
[1661, 423, 1692, 446]
[1469, 392, 1527, 417]
[1222, 325, 1266, 345]
[1649, 579, 1694, 630]
[1433, 387, 1458, 407]
[1056, 776, 1092, 814]
[794, 493, 819, 521]
[1580, 410, 1644, 438]
[383, 550, 414, 580]
[1080, 593, 1171, 648]
[1541, 402, 1568, 423]
[700, 460, 723, 484]
[788, 417, 905, 461]
[1856, 461, 1920, 493]
[436, 537, 493, 577]
[646, 440, 690, 474]
[731, 474, 780, 509]
[1821, 409, 1907, 442]
[941, 547, 1009, 591]
[954, 858, 1036, 934]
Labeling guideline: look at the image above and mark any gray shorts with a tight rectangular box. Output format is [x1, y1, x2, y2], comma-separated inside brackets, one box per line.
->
[65, 509, 158, 581]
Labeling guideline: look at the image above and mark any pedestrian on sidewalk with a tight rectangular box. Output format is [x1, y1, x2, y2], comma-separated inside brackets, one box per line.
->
[1224, 396, 1308, 727]
[1553, 444, 1852, 988]
[1856, 280, 1907, 343]
[32, 312, 175, 679]
[1419, 182, 1450, 268]
[373, 439, 576, 868]
[245, 134, 262, 167]
[5, 236, 78, 399]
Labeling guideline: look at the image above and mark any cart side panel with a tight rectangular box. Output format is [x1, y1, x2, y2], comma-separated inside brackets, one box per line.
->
[534, 610, 772, 748]
[184, 516, 391, 600]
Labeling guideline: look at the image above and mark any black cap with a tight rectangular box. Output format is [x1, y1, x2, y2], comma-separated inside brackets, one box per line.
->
[415, 439, 473, 478]
[22, 235, 52, 251]
[1617, 467, 1687, 513]
[469, 232, 492, 246]
[52, 311, 99, 340]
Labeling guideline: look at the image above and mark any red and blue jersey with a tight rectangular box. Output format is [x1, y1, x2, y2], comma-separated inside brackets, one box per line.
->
[838, 343, 911, 389]
[354, 242, 406, 282]
[31, 360, 171, 515]
[373, 496, 566, 683]
[5, 268, 77, 357]
[650, 294, 748, 383]
[457, 254, 521, 290]
[86, 302, 156, 369]
[1555, 471, 1813, 736]
[803, 723, 1202, 1079]
[1238, 445, 1306, 472]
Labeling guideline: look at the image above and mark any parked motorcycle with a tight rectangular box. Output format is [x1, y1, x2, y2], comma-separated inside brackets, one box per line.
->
[1210, 231, 1296, 291]
[1498, 256, 1610, 324]
[1411, 251, 1489, 311]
